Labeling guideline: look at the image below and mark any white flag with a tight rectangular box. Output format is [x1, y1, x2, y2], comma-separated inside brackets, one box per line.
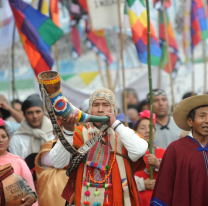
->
[87, 0, 125, 30]
[0, 0, 19, 51]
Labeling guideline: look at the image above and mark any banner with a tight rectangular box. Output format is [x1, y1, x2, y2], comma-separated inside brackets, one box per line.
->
[0, 0, 19, 51]
[87, 0, 125, 30]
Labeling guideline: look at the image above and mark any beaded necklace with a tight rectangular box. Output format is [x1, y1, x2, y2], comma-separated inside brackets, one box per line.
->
[83, 124, 117, 205]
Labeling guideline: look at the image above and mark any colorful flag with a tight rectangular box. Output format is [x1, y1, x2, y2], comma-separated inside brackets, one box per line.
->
[70, 0, 87, 59]
[126, 0, 161, 66]
[191, 0, 208, 48]
[9, 0, 63, 76]
[50, 0, 59, 26]
[183, 0, 208, 72]
[71, 26, 82, 58]
[159, 10, 180, 78]
[31, 0, 59, 26]
[86, 29, 113, 64]
[153, 0, 171, 10]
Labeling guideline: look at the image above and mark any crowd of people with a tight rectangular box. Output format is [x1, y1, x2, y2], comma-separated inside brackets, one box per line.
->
[0, 87, 207, 206]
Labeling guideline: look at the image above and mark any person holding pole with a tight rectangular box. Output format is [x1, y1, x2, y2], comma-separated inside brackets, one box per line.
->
[49, 87, 148, 206]
[150, 95, 208, 205]
[133, 110, 165, 206]
[147, 89, 181, 149]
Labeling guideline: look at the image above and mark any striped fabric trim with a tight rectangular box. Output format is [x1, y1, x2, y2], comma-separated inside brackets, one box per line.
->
[121, 178, 128, 187]
[75, 128, 84, 142]
[150, 197, 168, 206]
[203, 151, 208, 176]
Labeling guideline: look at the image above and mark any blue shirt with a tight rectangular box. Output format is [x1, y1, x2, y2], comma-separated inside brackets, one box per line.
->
[5, 120, 20, 135]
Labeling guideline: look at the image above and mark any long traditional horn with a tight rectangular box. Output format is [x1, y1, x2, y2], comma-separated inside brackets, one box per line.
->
[38, 71, 109, 123]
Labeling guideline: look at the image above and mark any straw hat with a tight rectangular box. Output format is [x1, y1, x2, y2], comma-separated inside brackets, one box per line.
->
[173, 95, 208, 131]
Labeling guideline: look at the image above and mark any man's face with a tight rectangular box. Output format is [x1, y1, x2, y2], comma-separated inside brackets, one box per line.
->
[91, 99, 111, 116]
[24, 106, 44, 129]
[91, 99, 111, 127]
[153, 95, 169, 117]
[187, 106, 208, 137]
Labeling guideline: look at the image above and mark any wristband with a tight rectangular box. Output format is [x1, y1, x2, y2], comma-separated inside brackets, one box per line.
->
[114, 122, 122, 131]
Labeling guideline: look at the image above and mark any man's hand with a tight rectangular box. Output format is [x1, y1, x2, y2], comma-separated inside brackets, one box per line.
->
[102, 112, 116, 127]
[0, 101, 10, 111]
[20, 195, 35, 206]
[144, 178, 156, 190]
[59, 114, 78, 131]
[146, 154, 160, 168]
[0, 101, 24, 123]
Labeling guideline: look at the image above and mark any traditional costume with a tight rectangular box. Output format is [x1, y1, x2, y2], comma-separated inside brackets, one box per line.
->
[150, 95, 208, 206]
[49, 88, 148, 206]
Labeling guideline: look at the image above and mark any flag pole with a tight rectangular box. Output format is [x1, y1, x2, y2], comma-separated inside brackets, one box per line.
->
[203, 0, 207, 94]
[158, 11, 161, 89]
[113, 59, 120, 91]
[117, 0, 128, 126]
[105, 62, 113, 91]
[162, 5, 175, 109]
[192, 52, 195, 95]
[96, 54, 106, 88]
[203, 46, 207, 94]
[55, 42, 59, 72]
[11, 22, 16, 108]
[145, 0, 154, 179]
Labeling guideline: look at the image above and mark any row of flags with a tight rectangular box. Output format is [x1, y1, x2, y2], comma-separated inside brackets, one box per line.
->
[4, 0, 208, 78]
[69, 0, 113, 64]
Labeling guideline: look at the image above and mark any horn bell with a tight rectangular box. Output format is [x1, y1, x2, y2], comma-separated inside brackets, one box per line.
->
[38, 71, 109, 123]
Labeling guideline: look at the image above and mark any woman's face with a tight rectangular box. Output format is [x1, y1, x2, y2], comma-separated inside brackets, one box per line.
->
[136, 119, 155, 140]
[0, 128, 9, 155]
[126, 93, 138, 105]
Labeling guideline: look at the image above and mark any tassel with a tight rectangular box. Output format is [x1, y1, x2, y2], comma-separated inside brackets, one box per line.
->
[88, 127, 95, 134]
[83, 186, 90, 205]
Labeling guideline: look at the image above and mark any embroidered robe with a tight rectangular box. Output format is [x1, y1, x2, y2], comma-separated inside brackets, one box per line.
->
[62, 125, 146, 206]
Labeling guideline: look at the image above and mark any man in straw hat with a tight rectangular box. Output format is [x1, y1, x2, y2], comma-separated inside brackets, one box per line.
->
[49, 87, 148, 206]
[150, 94, 208, 205]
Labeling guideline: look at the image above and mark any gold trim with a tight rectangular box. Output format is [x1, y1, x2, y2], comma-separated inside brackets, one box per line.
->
[41, 76, 60, 85]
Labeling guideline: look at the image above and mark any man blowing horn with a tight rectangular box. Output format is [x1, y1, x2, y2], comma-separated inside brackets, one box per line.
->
[49, 87, 148, 206]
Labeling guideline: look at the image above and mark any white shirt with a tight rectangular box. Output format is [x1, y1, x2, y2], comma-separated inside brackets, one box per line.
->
[9, 133, 55, 159]
[49, 120, 148, 169]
